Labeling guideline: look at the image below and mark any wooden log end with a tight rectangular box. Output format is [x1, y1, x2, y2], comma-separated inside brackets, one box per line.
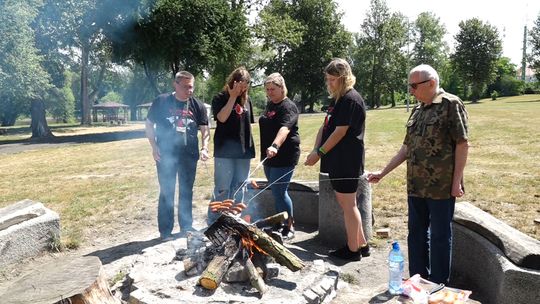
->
[199, 277, 218, 290]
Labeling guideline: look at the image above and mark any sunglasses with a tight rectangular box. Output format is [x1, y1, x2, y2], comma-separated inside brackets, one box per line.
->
[408, 79, 432, 89]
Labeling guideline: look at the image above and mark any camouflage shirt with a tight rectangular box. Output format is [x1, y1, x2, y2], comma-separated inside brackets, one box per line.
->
[404, 89, 468, 199]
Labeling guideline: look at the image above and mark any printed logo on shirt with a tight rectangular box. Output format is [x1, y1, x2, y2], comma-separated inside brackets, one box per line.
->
[235, 103, 244, 115]
[323, 106, 334, 130]
[265, 110, 276, 119]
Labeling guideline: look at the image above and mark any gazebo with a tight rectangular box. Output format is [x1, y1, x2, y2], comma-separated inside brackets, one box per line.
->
[136, 102, 152, 121]
[92, 102, 130, 124]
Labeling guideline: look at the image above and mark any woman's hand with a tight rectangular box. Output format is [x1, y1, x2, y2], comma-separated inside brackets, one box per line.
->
[228, 81, 244, 99]
[304, 150, 320, 166]
[266, 146, 278, 158]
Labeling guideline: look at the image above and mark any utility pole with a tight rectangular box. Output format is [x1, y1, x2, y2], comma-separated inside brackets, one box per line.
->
[522, 25, 527, 82]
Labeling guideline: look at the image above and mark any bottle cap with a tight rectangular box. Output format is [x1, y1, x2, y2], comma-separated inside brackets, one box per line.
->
[392, 241, 400, 251]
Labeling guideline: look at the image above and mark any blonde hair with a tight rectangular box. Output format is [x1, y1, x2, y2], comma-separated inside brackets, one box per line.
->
[223, 67, 251, 106]
[264, 73, 288, 97]
[324, 58, 356, 101]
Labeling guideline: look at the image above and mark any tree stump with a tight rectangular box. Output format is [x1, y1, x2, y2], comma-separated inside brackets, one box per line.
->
[0, 255, 120, 304]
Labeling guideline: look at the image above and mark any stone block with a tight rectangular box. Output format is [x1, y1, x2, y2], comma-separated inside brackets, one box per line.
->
[0, 199, 60, 269]
[453, 202, 540, 269]
[303, 288, 320, 304]
[318, 173, 372, 247]
[450, 202, 540, 303]
[245, 180, 319, 226]
[265, 262, 280, 280]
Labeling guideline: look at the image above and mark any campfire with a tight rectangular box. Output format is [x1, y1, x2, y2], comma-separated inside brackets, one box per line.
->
[175, 202, 305, 296]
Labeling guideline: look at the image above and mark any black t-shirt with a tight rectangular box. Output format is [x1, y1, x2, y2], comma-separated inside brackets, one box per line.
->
[212, 91, 255, 159]
[320, 88, 366, 174]
[258, 98, 300, 167]
[147, 93, 208, 158]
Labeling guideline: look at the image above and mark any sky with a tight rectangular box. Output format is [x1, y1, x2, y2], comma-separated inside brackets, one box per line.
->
[335, 0, 540, 66]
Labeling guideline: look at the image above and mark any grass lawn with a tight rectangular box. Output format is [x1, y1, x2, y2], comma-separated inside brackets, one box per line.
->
[0, 94, 539, 248]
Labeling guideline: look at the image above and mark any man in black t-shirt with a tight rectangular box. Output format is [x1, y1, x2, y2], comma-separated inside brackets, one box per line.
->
[145, 71, 210, 240]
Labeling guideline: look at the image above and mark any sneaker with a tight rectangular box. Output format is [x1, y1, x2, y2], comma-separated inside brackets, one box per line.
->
[272, 223, 284, 232]
[359, 244, 371, 257]
[329, 245, 361, 261]
[281, 226, 295, 241]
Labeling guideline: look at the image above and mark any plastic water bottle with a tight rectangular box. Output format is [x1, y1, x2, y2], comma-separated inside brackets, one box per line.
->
[388, 241, 405, 295]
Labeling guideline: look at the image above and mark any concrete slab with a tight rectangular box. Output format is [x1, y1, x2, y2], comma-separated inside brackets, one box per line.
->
[0, 199, 60, 269]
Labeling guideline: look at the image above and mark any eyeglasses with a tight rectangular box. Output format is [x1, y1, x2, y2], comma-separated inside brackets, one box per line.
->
[408, 79, 432, 90]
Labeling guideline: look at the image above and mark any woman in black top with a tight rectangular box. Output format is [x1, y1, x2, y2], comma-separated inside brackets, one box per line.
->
[259, 73, 300, 240]
[207, 67, 255, 225]
[305, 59, 369, 261]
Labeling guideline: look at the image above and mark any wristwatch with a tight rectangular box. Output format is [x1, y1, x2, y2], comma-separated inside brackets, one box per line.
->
[271, 143, 279, 150]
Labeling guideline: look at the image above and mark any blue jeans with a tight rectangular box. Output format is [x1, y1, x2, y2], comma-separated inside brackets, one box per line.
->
[207, 157, 251, 224]
[264, 165, 295, 221]
[407, 196, 456, 284]
[156, 153, 198, 238]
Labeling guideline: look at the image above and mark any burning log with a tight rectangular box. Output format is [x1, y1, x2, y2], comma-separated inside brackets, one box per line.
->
[205, 213, 305, 272]
[198, 236, 241, 290]
[244, 253, 267, 295]
[253, 211, 288, 228]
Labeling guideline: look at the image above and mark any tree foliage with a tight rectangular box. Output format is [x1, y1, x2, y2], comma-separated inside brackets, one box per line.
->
[0, 0, 51, 127]
[451, 18, 502, 102]
[530, 13, 540, 81]
[255, 0, 352, 112]
[411, 12, 448, 72]
[110, 0, 251, 87]
[352, 0, 409, 108]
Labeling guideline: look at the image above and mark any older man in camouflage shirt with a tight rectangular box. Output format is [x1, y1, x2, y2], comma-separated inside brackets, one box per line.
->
[368, 64, 469, 284]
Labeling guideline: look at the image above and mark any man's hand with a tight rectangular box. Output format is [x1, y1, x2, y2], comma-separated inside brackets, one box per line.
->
[152, 147, 161, 162]
[451, 182, 464, 197]
[366, 171, 384, 183]
[304, 150, 320, 166]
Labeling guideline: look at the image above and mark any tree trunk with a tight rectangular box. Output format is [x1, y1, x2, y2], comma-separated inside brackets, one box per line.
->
[30, 99, 53, 139]
[142, 60, 161, 96]
[81, 45, 91, 125]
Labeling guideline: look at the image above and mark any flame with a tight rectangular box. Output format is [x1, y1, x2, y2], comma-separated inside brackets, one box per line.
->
[241, 236, 268, 258]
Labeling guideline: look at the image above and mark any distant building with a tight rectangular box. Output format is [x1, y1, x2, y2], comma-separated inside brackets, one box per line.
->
[516, 67, 537, 83]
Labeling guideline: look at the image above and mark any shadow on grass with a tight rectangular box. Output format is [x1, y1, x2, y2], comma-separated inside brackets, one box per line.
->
[0, 129, 145, 146]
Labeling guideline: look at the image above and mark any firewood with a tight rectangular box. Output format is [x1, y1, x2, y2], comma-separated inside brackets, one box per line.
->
[205, 213, 304, 272]
[183, 257, 198, 273]
[253, 211, 288, 228]
[198, 236, 241, 290]
[244, 256, 267, 295]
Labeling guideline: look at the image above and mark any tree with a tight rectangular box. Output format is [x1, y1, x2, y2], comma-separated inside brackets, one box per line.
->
[352, 0, 409, 108]
[411, 12, 448, 72]
[530, 13, 540, 81]
[47, 70, 76, 123]
[109, 0, 251, 91]
[0, 0, 52, 138]
[255, 0, 352, 112]
[486, 57, 523, 97]
[35, 0, 139, 125]
[451, 18, 502, 102]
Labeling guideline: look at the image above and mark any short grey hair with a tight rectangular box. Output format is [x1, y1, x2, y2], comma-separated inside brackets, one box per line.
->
[409, 64, 439, 88]
[175, 71, 194, 82]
